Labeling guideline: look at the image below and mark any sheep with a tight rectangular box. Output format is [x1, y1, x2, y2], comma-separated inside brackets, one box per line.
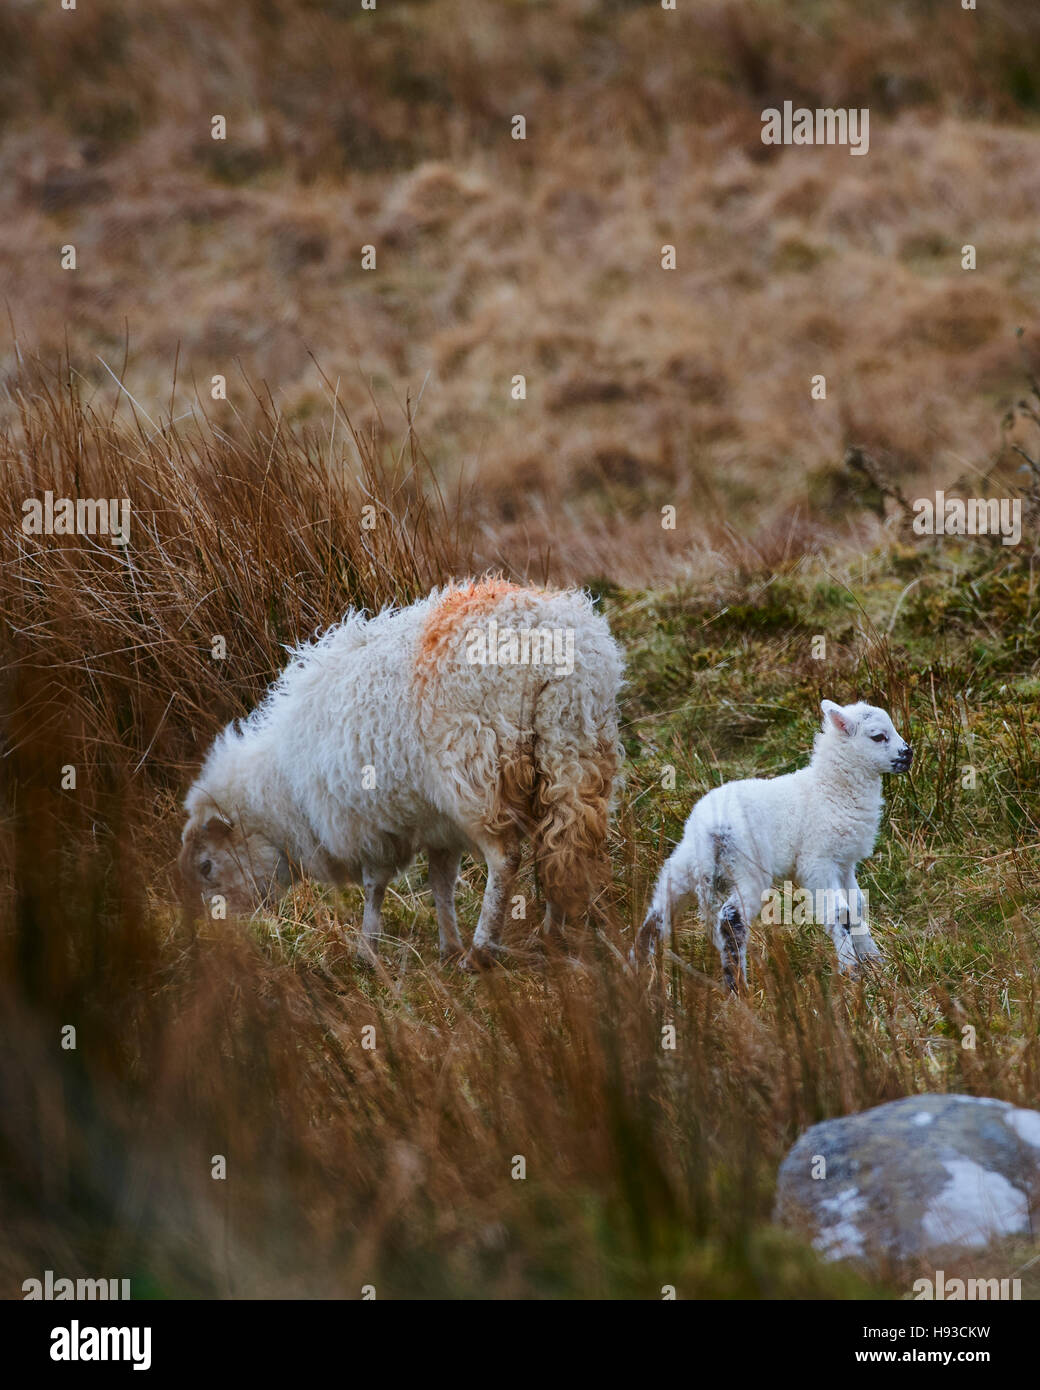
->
[632, 699, 912, 989]
[179, 578, 623, 968]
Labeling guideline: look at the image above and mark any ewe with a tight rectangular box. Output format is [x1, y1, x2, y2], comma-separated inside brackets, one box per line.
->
[180, 579, 623, 967]
[633, 700, 912, 988]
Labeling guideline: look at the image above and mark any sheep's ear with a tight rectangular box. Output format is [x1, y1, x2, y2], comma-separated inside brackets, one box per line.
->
[205, 815, 234, 840]
[821, 700, 854, 736]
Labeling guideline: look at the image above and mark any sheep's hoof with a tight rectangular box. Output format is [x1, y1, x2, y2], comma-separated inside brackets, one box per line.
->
[851, 953, 883, 979]
[439, 943, 466, 966]
[354, 940, 381, 969]
[459, 943, 505, 972]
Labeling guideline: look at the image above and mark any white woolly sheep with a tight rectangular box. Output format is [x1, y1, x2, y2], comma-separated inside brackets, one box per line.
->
[633, 699, 912, 988]
[180, 579, 623, 967]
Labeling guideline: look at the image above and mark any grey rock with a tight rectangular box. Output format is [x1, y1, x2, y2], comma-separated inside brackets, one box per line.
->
[775, 1094, 1040, 1271]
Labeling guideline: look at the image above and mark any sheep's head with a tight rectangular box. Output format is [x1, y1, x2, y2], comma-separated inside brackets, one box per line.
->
[179, 800, 286, 915]
[820, 699, 913, 775]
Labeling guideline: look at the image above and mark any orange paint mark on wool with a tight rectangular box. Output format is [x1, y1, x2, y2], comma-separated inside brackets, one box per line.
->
[416, 577, 530, 685]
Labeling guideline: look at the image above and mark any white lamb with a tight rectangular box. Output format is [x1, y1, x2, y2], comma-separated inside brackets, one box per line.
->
[180, 578, 623, 967]
[633, 700, 912, 989]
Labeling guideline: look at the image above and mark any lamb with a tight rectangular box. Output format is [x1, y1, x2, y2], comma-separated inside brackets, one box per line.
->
[632, 700, 912, 989]
[179, 578, 623, 968]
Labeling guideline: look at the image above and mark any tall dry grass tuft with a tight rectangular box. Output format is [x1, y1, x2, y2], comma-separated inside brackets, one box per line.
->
[1, 355, 470, 866]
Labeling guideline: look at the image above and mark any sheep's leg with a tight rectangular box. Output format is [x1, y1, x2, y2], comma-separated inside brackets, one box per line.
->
[797, 857, 853, 971]
[462, 839, 522, 970]
[633, 900, 670, 962]
[828, 894, 859, 973]
[844, 867, 881, 964]
[713, 895, 750, 994]
[428, 847, 464, 962]
[357, 865, 392, 963]
[802, 867, 858, 973]
[632, 859, 694, 964]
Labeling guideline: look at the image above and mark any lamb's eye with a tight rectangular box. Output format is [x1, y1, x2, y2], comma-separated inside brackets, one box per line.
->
[870, 733, 888, 743]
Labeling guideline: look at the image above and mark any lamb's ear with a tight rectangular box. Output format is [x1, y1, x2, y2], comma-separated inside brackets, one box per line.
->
[205, 815, 234, 840]
[821, 699, 855, 736]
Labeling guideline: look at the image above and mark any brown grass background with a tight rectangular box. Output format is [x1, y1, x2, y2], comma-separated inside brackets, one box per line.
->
[3, 0, 1040, 577]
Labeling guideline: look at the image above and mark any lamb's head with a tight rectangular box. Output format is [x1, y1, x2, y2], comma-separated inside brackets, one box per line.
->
[179, 795, 286, 915]
[819, 699, 913, 775]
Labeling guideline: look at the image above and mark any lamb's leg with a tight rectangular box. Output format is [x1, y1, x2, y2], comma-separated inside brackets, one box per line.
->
[632, 878, 673, 963]
[428, 847, 464, 962]
[632, 857, 695, 963]
[828, 892, 859, 974]
[844, 867, 881, 965]
[802, 867, 858, 973]
[713, 895, 750, 994]
[357, 865, 392, 963]
[633, 901, 670, 962]
[461, 839, 522, 971]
